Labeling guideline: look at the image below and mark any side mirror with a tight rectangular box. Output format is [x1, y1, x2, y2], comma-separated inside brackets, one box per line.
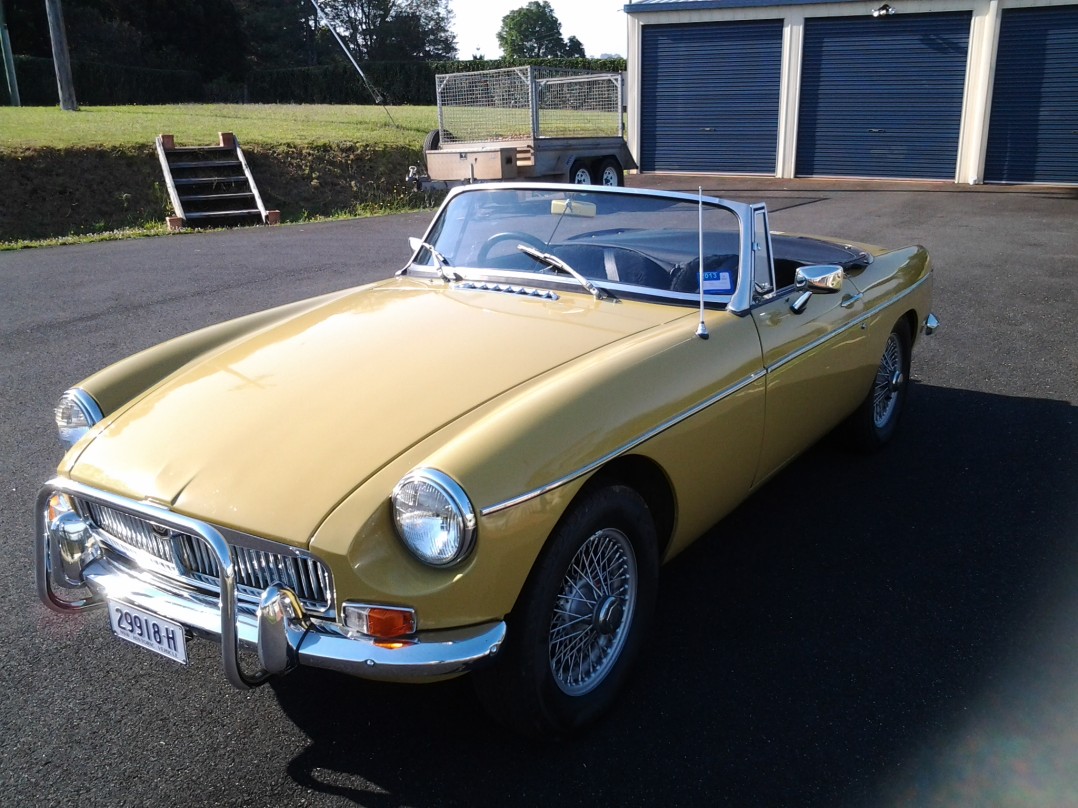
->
[795, 264, 845, 293]
[791, 265, 844, 313]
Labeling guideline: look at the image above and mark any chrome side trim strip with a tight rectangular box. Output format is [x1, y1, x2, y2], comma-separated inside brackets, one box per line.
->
[480, 369, 766, 516]
[766, 274, 930, 374]
[479, 274, 929, 517]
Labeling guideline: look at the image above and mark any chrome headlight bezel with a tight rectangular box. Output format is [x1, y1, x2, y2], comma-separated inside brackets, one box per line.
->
[54, 388, 104, 450]
[391, 469, 477, 567]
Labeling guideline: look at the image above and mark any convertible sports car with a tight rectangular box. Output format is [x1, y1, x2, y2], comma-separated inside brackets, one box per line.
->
[37, 183, 936, 736]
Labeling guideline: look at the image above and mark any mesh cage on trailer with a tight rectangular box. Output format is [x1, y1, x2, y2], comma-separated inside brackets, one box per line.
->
[435, 67, 624, 144]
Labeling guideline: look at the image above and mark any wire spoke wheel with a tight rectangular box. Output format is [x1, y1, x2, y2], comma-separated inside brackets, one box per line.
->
[472, 485, 656, 736]
[548, 528, 637, 696]
[872, 332, 904, 428]
[842, 318, 911, 452]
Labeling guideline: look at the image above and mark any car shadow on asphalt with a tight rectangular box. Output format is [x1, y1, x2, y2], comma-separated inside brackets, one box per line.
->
[269, 382, 1077, 807]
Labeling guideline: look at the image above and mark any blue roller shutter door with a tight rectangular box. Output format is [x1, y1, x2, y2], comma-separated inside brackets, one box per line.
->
[797, 13, 971, 179]
[985, 6, 1078, 184]
[641, 21, 783, 174]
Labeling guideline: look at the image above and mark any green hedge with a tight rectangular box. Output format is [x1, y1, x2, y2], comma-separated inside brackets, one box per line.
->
[247, 61, 438, 105]
[432, 58, 627, 75]
[245, 58, 627, 106]
[2, 56, 203, 106]
[2, 57, 627, 107]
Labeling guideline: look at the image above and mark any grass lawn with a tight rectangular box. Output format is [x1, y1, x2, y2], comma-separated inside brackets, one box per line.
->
[1, 103, 447, 245]
[0, 104, 437, 149]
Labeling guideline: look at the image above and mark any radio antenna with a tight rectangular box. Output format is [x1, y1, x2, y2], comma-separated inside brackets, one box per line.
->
[695, 187, 709, 340]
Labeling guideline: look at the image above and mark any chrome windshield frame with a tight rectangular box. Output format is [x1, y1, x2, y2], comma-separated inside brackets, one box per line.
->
[408, 182, 758, 314]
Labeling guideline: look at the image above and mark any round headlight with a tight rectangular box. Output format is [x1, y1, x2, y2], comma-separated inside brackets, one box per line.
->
[55, 389, 103, 450]
[392, 469, 476, 567]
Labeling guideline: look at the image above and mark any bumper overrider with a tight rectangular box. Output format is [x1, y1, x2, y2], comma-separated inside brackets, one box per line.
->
[36, 478, 505, 689]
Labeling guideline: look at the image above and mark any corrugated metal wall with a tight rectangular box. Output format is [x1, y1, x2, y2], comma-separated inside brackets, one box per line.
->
[796, 13, 971, 179]
[640, 20, 783, 173]
[984, 5, 1078, 184]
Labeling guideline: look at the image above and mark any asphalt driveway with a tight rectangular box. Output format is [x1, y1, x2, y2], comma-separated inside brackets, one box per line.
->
[1, 186, 1075, 807]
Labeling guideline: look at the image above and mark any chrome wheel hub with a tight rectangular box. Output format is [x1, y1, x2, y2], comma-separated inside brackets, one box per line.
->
[595, 595, 624, 635]
[548, 528, 637, 696]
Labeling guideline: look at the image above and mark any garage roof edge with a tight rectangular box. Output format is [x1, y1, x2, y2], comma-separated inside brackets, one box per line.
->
[625, 0, 843, 13]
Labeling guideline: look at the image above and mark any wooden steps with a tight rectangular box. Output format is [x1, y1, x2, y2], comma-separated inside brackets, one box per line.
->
[156, 132, 279, 231]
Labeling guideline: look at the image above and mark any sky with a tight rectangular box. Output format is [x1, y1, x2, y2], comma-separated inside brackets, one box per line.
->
[449, 1, 629, 59]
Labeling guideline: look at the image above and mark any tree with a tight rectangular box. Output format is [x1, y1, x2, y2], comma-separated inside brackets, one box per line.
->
[496, 1, 585, 58]
[317, 0, 455, 61]
[16, 0, 249, 80]
[234, 0, 322, 69]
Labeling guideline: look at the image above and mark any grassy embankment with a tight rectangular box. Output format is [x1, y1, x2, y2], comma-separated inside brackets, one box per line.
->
[0, 104, 441, 248]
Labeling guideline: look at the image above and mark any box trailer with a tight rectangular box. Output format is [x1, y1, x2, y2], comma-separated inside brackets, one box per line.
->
[408, 66, 636, 189]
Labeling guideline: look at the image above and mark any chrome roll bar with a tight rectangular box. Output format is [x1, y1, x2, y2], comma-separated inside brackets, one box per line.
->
[36, 478, 272, 689]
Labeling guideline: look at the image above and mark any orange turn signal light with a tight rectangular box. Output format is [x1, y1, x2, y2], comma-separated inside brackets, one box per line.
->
[342, 602, 417, 640]
[366, 607, 416, 639]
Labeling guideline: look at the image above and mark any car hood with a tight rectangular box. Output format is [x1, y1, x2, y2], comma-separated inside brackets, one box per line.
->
[68, 278, 686, 545]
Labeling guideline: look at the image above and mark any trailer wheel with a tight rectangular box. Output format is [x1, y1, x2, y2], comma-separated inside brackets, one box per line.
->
[423, 129, 441, 153]
[570, 160, 596, 185]
[598, 158, 624, 187]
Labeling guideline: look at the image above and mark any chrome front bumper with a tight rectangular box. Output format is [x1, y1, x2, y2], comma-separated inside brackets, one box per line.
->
[36, 479, 505, 688]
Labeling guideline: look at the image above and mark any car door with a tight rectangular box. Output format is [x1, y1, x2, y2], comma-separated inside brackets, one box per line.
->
[748, 206, 869, 485]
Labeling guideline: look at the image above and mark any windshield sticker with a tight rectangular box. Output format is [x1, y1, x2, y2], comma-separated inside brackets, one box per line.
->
[703, 270, 734, 294]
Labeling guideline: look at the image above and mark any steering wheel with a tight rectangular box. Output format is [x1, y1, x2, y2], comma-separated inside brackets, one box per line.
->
[476, 231, 548, 264]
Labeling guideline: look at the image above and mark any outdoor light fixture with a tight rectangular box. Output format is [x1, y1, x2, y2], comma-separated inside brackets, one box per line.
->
[872, 3, 896, 16]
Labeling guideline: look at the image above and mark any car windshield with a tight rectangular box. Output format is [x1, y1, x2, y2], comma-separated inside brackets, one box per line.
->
[413, 187, 744, 301]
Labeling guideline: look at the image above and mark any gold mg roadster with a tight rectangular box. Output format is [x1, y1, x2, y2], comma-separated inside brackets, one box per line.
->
[37, 184, 937, 736]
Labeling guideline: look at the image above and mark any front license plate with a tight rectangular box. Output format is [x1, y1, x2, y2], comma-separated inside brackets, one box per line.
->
[108, 600, 188, 665]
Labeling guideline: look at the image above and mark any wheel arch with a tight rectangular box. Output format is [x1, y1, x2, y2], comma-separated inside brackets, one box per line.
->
[581, 454, 676, 561]
[500, 453, 676, 621]
[900, 307, 920, 348]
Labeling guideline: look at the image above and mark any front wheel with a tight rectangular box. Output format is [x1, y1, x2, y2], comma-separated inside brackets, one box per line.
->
[842, 318, 912, 451]
[474, 485, 658, 737]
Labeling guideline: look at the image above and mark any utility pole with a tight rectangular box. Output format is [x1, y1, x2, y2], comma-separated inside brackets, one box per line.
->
[1, 0, 21, 106]
[44, 0, 77, 110]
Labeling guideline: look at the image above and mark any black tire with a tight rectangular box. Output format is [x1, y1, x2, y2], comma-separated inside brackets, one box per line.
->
[842, 318, 912, 451]
[474, 485, 658, 737]
[423, 129, 441, 154]
[598, 158, 624, 187]
[569, 160, 596, 185]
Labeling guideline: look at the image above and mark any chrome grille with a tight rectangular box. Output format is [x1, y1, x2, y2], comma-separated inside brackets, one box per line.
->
[82, 500, 333, 612]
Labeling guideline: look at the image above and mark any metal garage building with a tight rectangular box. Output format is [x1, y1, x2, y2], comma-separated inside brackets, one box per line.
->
[625, 0, 1078, 184]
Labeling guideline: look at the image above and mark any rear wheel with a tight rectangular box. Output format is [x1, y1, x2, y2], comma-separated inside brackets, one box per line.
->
[474, 485, 658, 737]
[598, 158, 624, 187]
[843, 318, 912, 451]
[570, 160, 596, 185]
